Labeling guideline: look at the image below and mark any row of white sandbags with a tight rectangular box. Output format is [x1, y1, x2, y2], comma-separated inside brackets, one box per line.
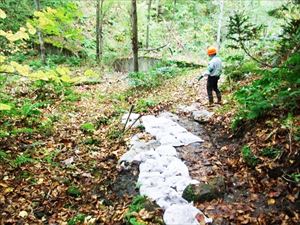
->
[120, 112, 212, 224]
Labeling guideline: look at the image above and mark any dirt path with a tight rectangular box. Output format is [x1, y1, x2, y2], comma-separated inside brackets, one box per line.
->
[2, 66, 297, 224]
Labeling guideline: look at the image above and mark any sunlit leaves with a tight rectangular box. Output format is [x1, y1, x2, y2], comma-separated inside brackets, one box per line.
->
[0, 55, 6, 63]
[30, 3, 83, 53]
[26, 22, 36, 35]
[84, 69, 97, 77]
[0, 103, 11, 111]
[0, 9, 6, 19]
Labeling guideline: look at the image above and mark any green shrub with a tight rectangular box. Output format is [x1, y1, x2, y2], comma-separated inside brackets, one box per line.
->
[241, 145, 260, 168]
[260, 147, 282, 158]
[80, 122, 95, 133]
[68, 213, 86, 225]
[95, 116, 110, 127]
[136, 98, 158, 113]
[232, 54, 300, 129]
[83, 138, 101, 145]
[13, 154, 34, 167]
[107, 127, 123, 140]
[67, 185, 81, 197]
[289, 173, 300, 183]
[64, 89, 81, 102]
[125, 195, 147, 225]
[128, 62, 185, 89]
[0, 150, 9, 161]
[128, 71, 161, 88]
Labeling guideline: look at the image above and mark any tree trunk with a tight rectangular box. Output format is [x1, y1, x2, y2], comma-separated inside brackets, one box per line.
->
[34, 0, 46, 64]
[131, 0, 139, 72]
[96, 0, 104, 63]
[146, 0, 152, 48]
[216, 0, 224, 51]
[156, 0, 160, 22]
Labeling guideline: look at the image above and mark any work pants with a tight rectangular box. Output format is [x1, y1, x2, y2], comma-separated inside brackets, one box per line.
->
[207, 76, 221, 103]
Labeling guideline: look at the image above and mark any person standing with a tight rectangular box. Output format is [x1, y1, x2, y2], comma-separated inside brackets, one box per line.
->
[199, 46, 222, 106]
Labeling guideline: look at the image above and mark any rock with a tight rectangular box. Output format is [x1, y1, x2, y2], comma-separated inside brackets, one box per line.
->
[62, 156, 74, 166]
[19, 210, 28, 218]
[182, 176, 226, 203]
[177, 103, 202, 114]
[192, 110, 214, 123]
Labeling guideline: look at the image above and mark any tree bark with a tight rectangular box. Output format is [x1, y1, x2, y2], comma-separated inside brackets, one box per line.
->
[146, 0, 152, 48]
[131, 0, 139, 72]
[156, 0, 160, 22]
[34, 0, 46, 64]
[96, 0, 104, 63]
[216, 0, 224, 51]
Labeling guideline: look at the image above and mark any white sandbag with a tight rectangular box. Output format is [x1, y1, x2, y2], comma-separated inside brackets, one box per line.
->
[157, 156, 178, 167]
[133, 150, 160, 162]
[139, 159, 165, 173]
[155, 145, 178, 157]
[163, 204, 200, 225]
[138, 172, 164, 188]
[140, 185, 173, 201]
[163, 158, 190, 177]
[156, 191, 188, 210]
[164, 175, 193, 194]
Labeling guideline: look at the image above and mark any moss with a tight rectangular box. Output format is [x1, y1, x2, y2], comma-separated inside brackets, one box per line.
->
[182, 184, 197, 202]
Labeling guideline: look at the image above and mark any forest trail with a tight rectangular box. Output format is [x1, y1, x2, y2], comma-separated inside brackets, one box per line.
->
[1, 1, 299, 224]
[2, 65, 297, 225]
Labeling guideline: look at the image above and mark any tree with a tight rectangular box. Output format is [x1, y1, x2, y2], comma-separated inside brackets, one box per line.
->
[216, 0, 224, 51]
[96, 0, 105, 63]
[131, 0, 139, 72]
[34, 0, 46, 64]
[146, 0, 152, 49]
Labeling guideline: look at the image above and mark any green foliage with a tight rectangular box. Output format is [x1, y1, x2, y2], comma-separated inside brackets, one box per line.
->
[224, 55, 258, 82]
[241, 145, 259, 168]
[68, 213, 86, 225]
[67, 185, 81, 197]
[30, 3, 84, 55]
[29, 55, 83, 70]
[128, 62, 184, 88]
[260, 147, 282, 159]
[289, 173, 300, 183]
[43, 149, 60, 165]
[0, 0, 73, 51]
[136, 98, 158, 113]
[232, 53, 300, 129]
[227, 12, 265, 50]
[107, 127, 123, 140]
[125, 195, 147, 225]
[13, 154, 34, 168]
[83, 138, 101, 145]
[80, 122, 96, 134]
[226, 5, 300, 130]
[0, 150, 9, 161]
[128, 71, 161, 88]
[95, 116, 110, 127]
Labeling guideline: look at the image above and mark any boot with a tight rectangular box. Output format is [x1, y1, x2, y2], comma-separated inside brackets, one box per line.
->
[208, 98, 214, 107]
[217, 94, 222, 104]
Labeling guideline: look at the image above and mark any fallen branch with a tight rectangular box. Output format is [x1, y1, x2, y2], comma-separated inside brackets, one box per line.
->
[139, 43, 169, 52]
[122, 105, 135, 133]
[125, 114, 143, 133]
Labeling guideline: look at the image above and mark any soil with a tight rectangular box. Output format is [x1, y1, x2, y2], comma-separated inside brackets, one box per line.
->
[172, 111, 299, 225]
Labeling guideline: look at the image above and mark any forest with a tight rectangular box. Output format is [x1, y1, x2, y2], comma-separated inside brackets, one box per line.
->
[0, 0, 299, 224]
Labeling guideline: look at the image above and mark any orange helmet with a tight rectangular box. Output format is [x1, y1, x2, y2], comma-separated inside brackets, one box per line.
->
[207, 47, 217, 56]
